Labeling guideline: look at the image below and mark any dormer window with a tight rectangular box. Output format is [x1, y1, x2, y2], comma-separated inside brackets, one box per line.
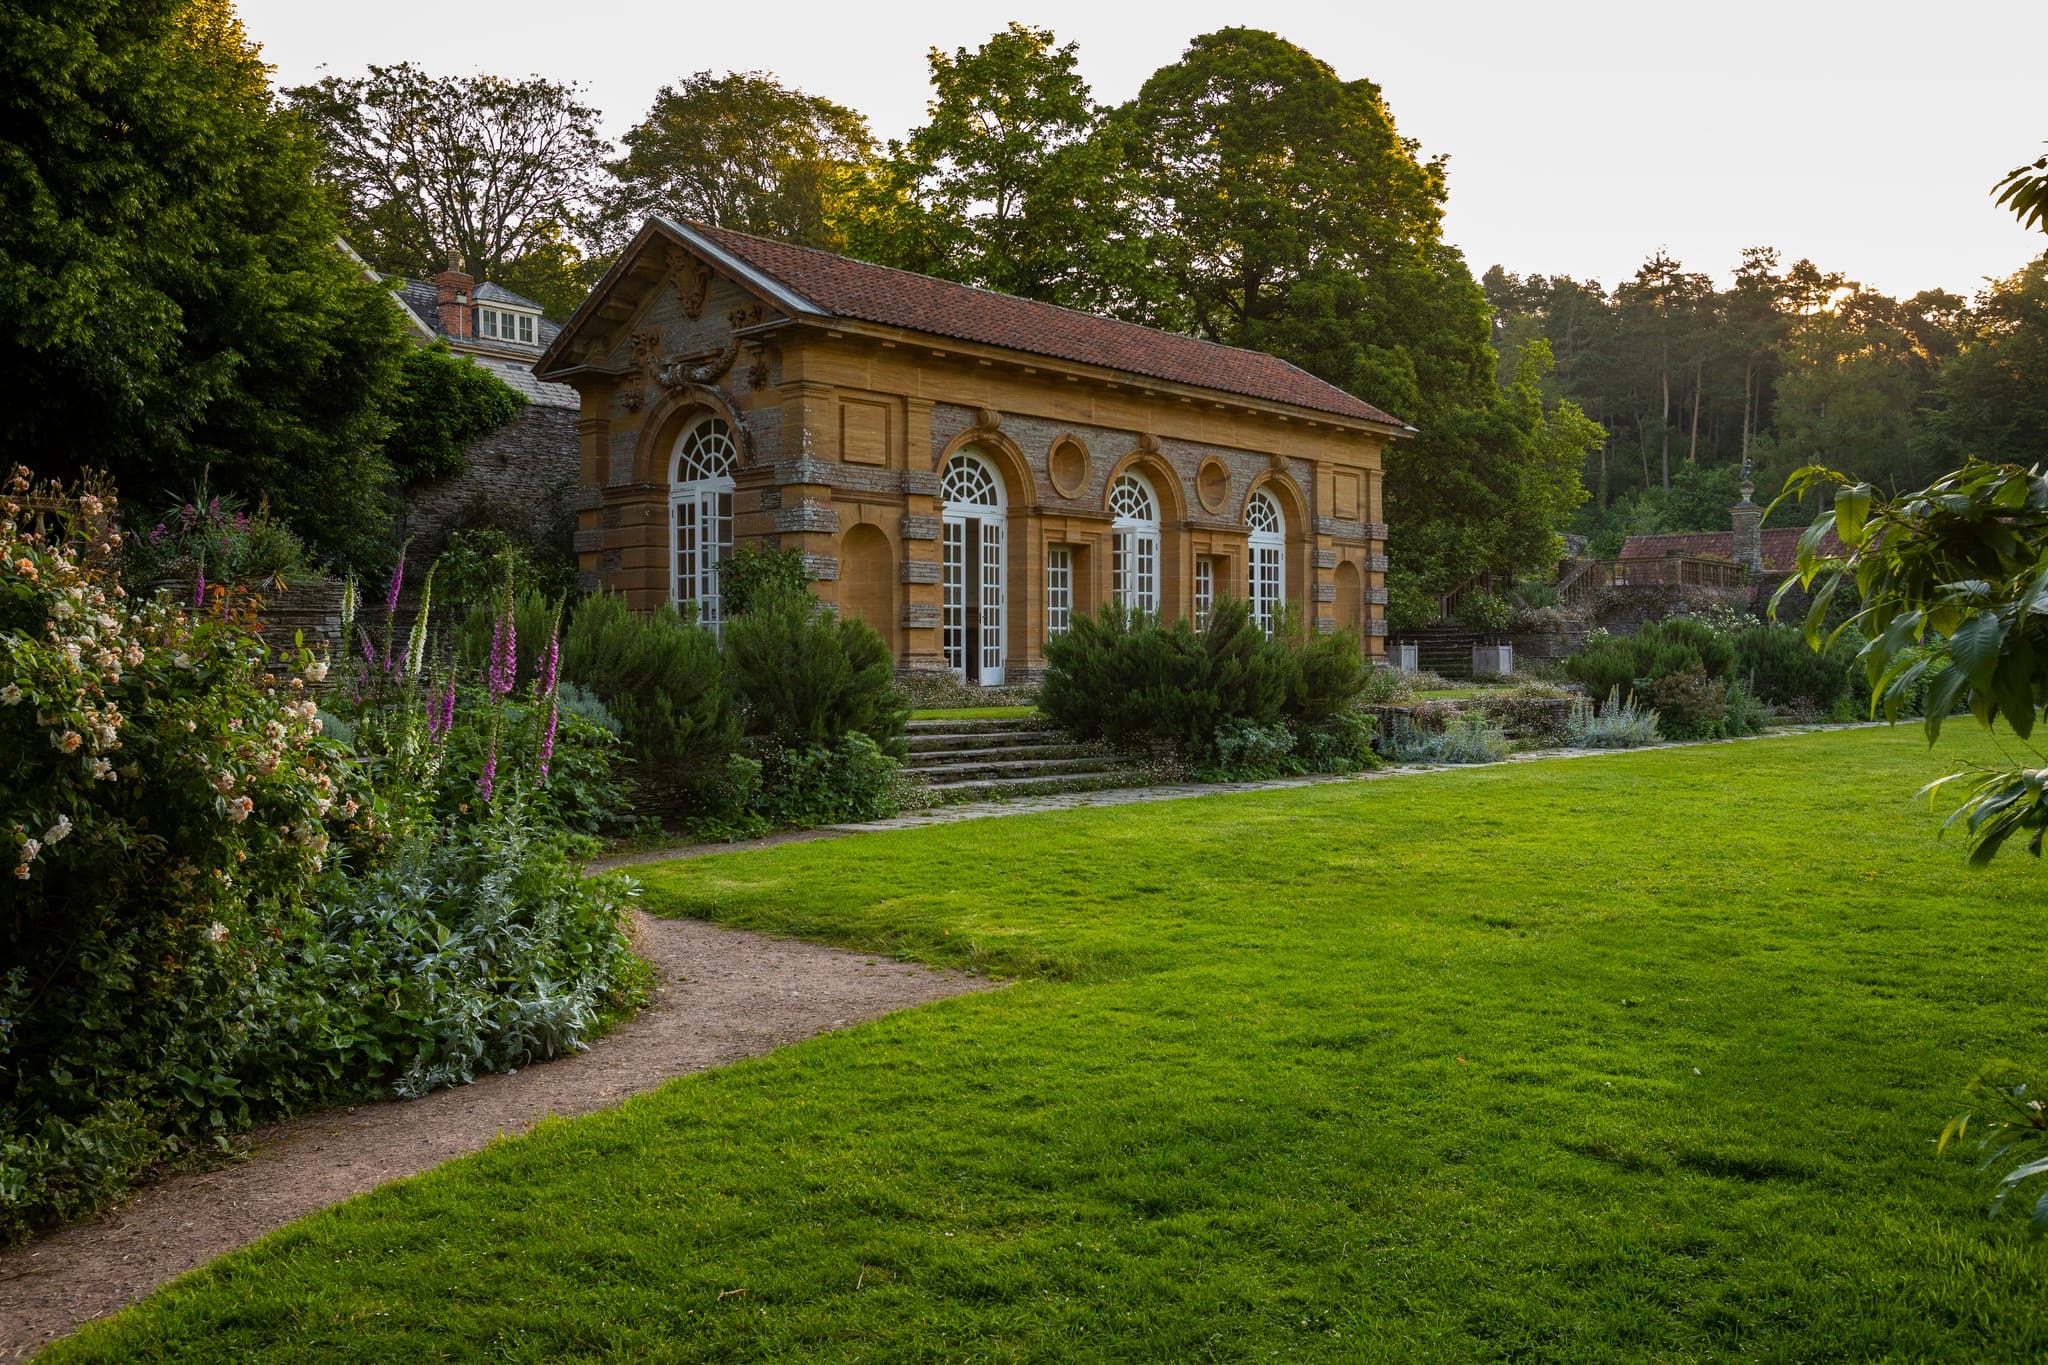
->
[479, 307, 537, 345]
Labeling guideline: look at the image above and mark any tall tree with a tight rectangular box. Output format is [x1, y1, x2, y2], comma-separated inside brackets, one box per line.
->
[855, 24, 1145, 313]
[1917, 257, 2048, 467]
[607, 71, 874, 251]
[1121, 29, 1596, 592]
[1614, 250, 1712, 491]
[286, 63, 607, 282]
[0, 0, 409, 562]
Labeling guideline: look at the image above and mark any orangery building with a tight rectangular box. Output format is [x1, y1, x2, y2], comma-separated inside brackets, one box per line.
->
[533, 218, 1411, 684]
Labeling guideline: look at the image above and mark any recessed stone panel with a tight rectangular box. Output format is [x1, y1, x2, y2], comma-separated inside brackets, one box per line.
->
[840, 399, 890, 465]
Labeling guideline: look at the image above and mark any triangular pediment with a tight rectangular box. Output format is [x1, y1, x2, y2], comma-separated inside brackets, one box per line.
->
[534, 218, 815, 380]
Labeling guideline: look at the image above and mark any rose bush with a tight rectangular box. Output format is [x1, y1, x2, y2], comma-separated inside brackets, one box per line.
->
[1, 472, 640, 1246]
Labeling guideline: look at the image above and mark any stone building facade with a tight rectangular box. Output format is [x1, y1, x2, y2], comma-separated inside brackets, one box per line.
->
[534, 219, 1410, 682]
[381, 262, 581, 557]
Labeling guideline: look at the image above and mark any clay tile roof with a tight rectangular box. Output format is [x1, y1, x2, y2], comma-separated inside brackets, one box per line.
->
[680, 220, 1406, 429]
[1618, 525, 1843, 574]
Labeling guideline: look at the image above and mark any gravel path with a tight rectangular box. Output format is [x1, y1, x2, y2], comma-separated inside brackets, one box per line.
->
[0, 912, 989, 1360]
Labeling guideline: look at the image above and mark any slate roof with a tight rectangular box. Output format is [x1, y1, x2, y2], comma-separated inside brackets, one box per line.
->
[1619, 526, 1843, 573]
[380, 274, 574, 410]
[677, 220, 1406, 428]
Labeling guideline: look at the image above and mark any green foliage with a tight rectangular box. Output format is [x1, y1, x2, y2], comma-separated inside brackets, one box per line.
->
[1454, 588, 1514, 636]
[0, 0, 411, 566]
[1994, 143, 2048, 235]
[381, 343, 527, 485]
[1777, 459, 2048, 861]
[1646, 666, 1731, 741]
[1565, 687, 1662, 747]
[431, 527, 577, 613]
[720, 589, 908, 756]
[854, 24, 1145, 313]
[751, 734, 902, 827]
[1565, 615, 1741, 705]
[0, 474, 363, 1243]
[124, 485, 311, 586]
[1040, 597, 1369, 775]
[1940, 1062, 2048, 1233]
[1384, 711, 1509, 764]
[1917, 257, 2048, 470]
[285, 63, 606, 282]
[606, 70, 875, 253]
[1735, 622, 1858, 709]
[432, 691, 626, 836]
[1384, 578, 1440, 635]
[717, 546, 810, 619]
[285, 799, 636, 1100]
[560, 593, 737, 802]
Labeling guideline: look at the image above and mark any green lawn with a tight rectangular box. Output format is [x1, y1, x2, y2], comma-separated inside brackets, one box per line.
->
[54, 727, 2048, 1362]
[909, 704, 1040, 721]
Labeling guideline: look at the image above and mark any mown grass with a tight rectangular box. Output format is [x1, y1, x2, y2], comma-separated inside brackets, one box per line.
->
[52, 726, 2048, 1362]
[908, 704, 1040, 721]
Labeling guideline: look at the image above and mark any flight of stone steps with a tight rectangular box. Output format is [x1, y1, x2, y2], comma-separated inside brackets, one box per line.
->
[902, 715, 1139, 803]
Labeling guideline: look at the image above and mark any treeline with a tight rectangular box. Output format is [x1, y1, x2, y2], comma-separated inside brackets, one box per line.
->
[1485, 248, 2048, 555]
[288, 23, 1602, 597]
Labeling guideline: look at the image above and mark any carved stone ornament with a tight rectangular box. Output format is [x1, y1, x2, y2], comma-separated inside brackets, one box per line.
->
[730, 303, 766, 330]
[665, 244, 712, 319]
[972, 407, 1002, 431]
[744, 344, 771, 391]
[1135, 431, 1161, 454]
[658, 336, 741, 389]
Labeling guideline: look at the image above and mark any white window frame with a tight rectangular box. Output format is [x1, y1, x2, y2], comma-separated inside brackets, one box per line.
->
[941, 451, 1007, 685]
[1046, 546, 1072, 638]
[669, 415, 738, 634]
[1194, 556, 1215, 630]
[1109, 471, 1160, 616]
[479, 307, 539, 345]
[1246, 489, 1286, 635]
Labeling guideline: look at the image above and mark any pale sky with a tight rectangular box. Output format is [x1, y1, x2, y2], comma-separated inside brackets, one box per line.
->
[240, 0, 2046, 300]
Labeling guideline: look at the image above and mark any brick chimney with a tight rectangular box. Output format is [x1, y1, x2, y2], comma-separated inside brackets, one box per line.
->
[432, 251, 474, 340]
[1731, 461, 1763, 574]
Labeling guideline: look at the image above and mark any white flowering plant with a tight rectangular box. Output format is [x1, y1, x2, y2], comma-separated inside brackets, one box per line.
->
[0, 468, 365, 1242]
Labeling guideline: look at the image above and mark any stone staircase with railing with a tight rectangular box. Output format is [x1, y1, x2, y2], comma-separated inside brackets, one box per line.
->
[903, 716, 1138, 803]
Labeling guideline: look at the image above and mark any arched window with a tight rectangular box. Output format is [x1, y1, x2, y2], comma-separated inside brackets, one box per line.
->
[1246, 489, 1285, 633]
[941, 452, 1007, 683]
[942, 452, 1003, 510]
[1109, 471, 1160, 615]
[670, 415, 737, 632]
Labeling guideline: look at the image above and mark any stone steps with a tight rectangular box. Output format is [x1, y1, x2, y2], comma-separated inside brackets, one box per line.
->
[902, 713, 1141, 802]
[905, 730, 1067, 754]
[904, 754, 1124, 783]
[918, 769, 1149, 802]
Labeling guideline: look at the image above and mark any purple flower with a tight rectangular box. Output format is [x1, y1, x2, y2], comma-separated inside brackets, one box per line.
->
[537, 698, 559, 782]
[487, 601, 517, 699]
[539, 632, 560, 697]
[151, 523, 166, 544]
[192, 564, 205, 608]
[478, 741, 497, 802]
[429, 673, 457, 740]
[181, 503, 197, 526]
[360, 632, 376, 666]
[385, 549, 405, 614]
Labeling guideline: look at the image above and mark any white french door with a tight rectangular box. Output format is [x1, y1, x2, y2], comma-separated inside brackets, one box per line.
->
[942, 513, 1006, 684]
[978, 519, 1005, 683]
[673, 486, 733, 632]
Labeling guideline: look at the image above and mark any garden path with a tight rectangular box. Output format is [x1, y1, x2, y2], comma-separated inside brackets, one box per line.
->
[0, 914, 989, 1360]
